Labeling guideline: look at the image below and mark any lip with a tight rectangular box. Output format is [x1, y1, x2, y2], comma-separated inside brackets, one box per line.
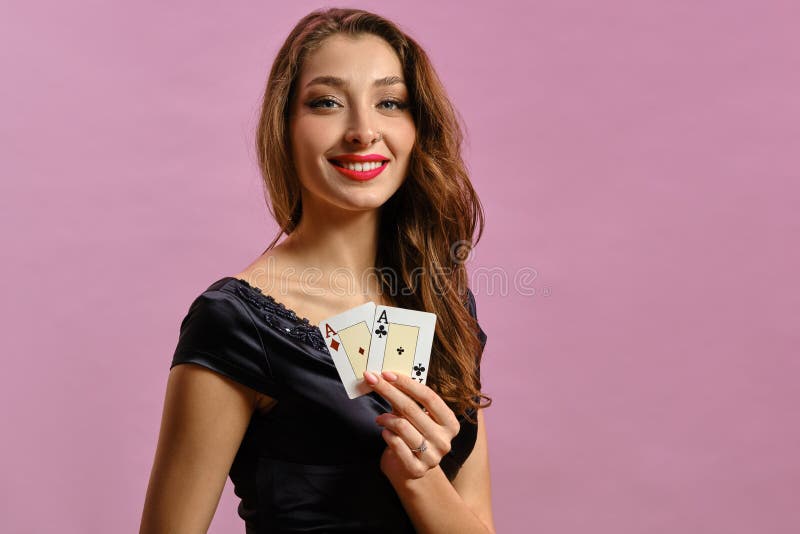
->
[329, 153, 388, 163]
[328, 158, 389, 181]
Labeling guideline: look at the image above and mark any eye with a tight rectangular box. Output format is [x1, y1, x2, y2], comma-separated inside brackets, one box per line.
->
[378, 99, 409, 111]
[308, 97, 341, 109]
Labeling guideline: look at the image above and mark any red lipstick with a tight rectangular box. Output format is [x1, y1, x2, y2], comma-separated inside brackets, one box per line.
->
[328, 153, 389, 182]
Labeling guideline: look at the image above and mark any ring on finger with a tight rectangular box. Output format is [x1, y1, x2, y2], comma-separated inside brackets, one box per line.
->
[409, 438, 428, 455]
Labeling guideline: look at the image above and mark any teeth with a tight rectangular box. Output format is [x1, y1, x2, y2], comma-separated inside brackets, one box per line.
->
[335, 160, 385, 172]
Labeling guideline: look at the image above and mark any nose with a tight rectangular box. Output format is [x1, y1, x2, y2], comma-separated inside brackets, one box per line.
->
[344, 105, 381, 147]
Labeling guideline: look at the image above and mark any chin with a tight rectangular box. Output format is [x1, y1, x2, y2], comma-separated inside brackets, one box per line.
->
[329, 189, 395, 211]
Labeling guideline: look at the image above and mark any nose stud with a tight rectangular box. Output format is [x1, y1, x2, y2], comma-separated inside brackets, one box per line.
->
[348, 130, 382, 145]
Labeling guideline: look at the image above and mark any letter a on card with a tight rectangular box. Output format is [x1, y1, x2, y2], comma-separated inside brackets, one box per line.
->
[318, 302, 376, 399]
[367, 306, 436, 384]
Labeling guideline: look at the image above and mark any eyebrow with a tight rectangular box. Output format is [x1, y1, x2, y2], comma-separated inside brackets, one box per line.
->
[304, 75, 406, 89]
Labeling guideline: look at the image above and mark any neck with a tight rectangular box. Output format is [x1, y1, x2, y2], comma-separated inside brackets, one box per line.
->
[280, 197, 383, 294]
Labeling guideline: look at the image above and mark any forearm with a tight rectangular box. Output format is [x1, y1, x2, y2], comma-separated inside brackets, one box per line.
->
[387, 466, 493, 534]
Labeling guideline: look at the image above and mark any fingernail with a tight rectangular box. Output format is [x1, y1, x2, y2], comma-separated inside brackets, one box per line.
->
[382, 371, 398, 382]
[364, 371, 379, 385]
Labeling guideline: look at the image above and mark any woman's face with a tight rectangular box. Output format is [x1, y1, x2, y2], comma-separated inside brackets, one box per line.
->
[289, 33, 416, 215]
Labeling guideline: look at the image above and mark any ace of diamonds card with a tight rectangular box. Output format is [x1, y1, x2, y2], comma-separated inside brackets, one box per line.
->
[318, 302, 376, 399]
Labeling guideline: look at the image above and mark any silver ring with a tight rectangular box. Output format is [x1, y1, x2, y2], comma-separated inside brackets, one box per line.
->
[373, 131, 383, 143]
[409, 438, 427, 455]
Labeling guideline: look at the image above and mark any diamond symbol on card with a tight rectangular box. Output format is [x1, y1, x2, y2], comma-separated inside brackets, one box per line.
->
[329, 339, 340, 351]
[358, 347, 365, 355]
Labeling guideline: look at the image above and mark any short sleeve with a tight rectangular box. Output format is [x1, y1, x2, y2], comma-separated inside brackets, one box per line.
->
[170, 290, 277, 398]
[464, 287, 488, 388]
[466, 288, 488, 357]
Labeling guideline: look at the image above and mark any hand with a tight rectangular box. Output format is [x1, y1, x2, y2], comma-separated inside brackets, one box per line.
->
[364, 370, 461, 482]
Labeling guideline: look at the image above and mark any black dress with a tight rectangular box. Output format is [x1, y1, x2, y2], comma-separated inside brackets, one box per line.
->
[170, 276, 488, 533]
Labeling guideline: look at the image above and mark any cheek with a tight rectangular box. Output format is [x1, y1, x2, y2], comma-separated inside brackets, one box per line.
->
[296, 119, 340, 156]
[396, 122, 416, 157]
[291, 125, 322, 163]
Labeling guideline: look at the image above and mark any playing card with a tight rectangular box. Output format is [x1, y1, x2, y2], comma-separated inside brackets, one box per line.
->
[318, 302, 376, 399]
[366, 305, 437, 384]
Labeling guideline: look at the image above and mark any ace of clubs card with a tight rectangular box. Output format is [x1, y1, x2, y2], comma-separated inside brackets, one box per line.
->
[318, 302, 376, 399]
[367, 305, 437, 384]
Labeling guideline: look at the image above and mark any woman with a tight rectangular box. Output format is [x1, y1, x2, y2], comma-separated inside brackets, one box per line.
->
[141, 7, 494, 534]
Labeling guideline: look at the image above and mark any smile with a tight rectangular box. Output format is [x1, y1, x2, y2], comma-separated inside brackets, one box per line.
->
[328, 159, 389, 181]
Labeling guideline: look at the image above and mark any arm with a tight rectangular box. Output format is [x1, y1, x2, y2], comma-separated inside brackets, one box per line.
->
[366, 371, 496, 534]
[452, 408, 496, 530]
[139, 363, 258, 534]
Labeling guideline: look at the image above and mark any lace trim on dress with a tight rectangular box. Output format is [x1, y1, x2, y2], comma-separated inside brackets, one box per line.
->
[230, 278, 328, 354]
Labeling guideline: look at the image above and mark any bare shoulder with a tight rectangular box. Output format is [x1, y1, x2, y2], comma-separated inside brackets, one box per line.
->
[232, 250, 380, 326]
[232, 249, 287, 288]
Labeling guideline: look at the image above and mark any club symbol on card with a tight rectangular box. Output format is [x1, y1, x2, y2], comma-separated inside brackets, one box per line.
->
[382, 323, 419, 377]
[367, 305, 435, 387]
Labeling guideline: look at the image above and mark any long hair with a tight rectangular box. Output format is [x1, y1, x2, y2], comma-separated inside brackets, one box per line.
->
[255, 7, 491, 423]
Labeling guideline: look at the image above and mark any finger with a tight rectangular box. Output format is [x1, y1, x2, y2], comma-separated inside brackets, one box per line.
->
[379, 371, 460, 436]
[376, 412, 428, 458]
[365, 371, 440, 438]
[381, 428, 428, 479]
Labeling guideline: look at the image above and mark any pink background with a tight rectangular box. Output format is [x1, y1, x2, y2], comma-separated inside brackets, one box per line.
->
[2, 1, 798, 532]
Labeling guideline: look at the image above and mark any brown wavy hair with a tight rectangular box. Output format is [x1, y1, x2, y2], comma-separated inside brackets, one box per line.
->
[254, 7, 491, 423]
